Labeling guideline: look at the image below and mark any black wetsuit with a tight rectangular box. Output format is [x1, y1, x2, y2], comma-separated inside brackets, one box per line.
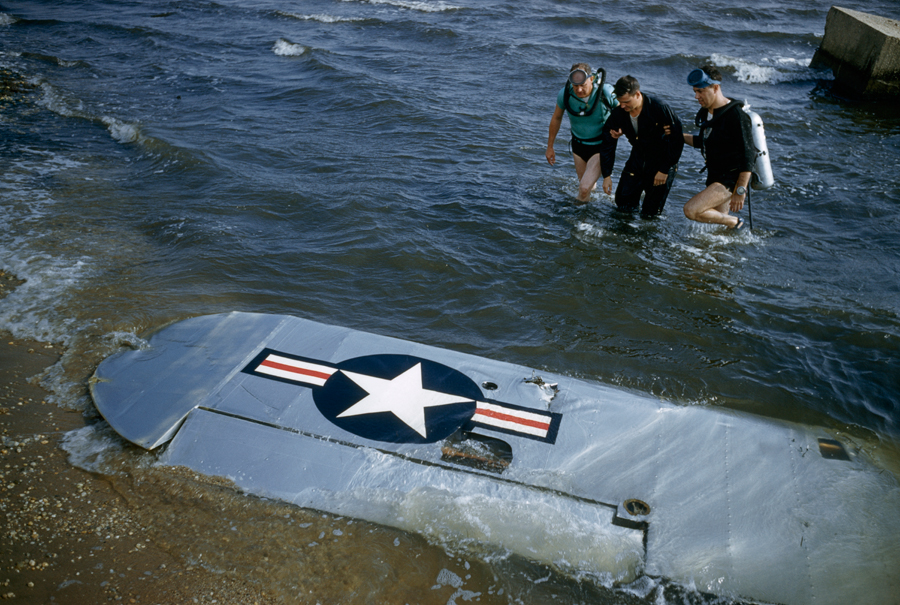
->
[599, 93, 684, 217]
[692, 99, 757, 189]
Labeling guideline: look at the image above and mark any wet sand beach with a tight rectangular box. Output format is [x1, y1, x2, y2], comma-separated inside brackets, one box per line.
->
[1, 272, 518, 605]
[1, 271, 277, 604]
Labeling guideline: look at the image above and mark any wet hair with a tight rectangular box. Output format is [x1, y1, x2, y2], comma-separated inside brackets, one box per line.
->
[613, 75, 640, 97]
[700, 65, 723, 82]
[570, 62, 591, 74]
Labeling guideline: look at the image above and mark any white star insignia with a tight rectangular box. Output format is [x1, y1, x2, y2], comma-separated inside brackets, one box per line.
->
[337, 363, 472, 438]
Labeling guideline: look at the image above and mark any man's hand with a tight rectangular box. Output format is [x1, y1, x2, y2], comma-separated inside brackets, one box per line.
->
[609, 128, 623, 140]
[730, 193, 745, 212]
[653, 171, 667, 186]
[546, 147, 556, 166]
[603, 176, 613, 195]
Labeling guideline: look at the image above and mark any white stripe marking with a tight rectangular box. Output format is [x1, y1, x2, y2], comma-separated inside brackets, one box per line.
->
[255, 354, 335, 387]
[474, 401, 551, 437]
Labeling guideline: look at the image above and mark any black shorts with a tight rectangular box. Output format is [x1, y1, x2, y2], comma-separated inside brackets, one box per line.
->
[707, 170, 740, 191]
[707, 179, 738, 191]
[571, 138, 601, 163]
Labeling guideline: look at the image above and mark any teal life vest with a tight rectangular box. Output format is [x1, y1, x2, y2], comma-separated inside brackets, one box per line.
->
[562, 70, 614, 118]
[558, 70, 616, 144]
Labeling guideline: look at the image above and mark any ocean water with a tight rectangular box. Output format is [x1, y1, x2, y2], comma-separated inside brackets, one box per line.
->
[2, 0, 900, 602]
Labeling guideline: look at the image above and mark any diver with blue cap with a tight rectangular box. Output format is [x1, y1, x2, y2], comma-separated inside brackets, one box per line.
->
[682, 65, 757, 231]
[546, 63, 617, 203]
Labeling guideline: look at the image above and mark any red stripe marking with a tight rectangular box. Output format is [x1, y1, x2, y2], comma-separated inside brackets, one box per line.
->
[260, 359, 332, 381]
[474, 408, 550, 431]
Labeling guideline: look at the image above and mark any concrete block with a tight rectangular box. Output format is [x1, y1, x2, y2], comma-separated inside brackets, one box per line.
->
[811, 6, 900, 97]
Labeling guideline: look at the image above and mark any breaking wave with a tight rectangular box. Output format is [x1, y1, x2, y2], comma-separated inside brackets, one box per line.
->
[272, 38, 307, 57]
[37, 81, 143, 144]
[277, 11, 367, 23]
[710, 52, 833, 84]
[339, 0, 462, 13]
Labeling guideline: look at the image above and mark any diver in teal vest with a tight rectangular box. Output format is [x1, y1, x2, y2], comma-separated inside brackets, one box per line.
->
[546, 63, 617, 204]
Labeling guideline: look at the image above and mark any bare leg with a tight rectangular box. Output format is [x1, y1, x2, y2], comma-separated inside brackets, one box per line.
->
[573, 153, 601, 204]
[683, 183, 741, 228]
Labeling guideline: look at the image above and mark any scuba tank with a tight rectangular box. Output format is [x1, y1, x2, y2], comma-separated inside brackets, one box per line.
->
[695, 100, 775, 191]
[742, 104, 774, 190]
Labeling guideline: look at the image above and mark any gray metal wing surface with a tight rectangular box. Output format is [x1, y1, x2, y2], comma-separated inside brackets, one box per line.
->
[90, 312, 900, 605]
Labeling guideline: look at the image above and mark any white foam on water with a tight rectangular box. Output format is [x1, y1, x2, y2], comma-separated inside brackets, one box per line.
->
[272, 38, 307, 57]
[711, 53, 776, 84]
[710, 52, 831, 85]
[0, 12, 16, 25]
[432, 568, 481, 603]
[293, 449, 644, 586]
[60, 424, 132, 475]
[0, 149, 93, 345]
[340, 0, 461, 13]
[0, 146, 155, 412]
[0, 244, 106, 412]
[101, 116, 141, 143]
[36, 81, 84, 118]
[670, 220, 761, 266]
[36, 81, 143, 144]
[277, 11, 366, 23]
[575, 221, 605, 239]
[103, 330, 152, 352]
[0, 250, 90, 344]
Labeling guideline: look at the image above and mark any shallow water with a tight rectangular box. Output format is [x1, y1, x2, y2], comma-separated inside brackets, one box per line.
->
[3, 0, 900, 602]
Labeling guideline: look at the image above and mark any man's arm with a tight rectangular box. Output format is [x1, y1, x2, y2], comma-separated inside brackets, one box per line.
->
[546, 105, 565, 166]
[729, 110, 756, 212]
[730, 171, 752, 212]
[599, 110, 622, 178]
[649, 101, 685, 185]
[599, 110, 622, 194]
[661, 103, 685, 167]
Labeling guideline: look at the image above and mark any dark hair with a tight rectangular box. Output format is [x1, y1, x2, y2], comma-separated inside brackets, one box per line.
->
[613, 75, 640, 97]
[701, 65, 723, 82]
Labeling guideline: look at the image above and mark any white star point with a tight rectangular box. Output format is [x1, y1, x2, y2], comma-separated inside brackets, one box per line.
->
[336, 363, 472, 438]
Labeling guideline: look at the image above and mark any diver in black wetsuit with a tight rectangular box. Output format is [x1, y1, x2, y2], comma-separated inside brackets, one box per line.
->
[599, 75, 684, 217]
[682, 65, 757, 231]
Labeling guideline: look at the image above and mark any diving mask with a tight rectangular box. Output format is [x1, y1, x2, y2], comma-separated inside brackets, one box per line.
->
[568, 69, 590, 86]
[687, 68, 720, 89]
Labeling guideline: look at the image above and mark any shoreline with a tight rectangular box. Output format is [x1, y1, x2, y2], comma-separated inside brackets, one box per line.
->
[1, 270, 276, 604]
[0, 270, 520, 605]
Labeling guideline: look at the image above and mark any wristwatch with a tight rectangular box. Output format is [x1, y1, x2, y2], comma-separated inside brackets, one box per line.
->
[735, 186, 747, 196]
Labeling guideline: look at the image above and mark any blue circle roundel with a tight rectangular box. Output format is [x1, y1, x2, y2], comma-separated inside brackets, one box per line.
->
[313, 354, 480, 444]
